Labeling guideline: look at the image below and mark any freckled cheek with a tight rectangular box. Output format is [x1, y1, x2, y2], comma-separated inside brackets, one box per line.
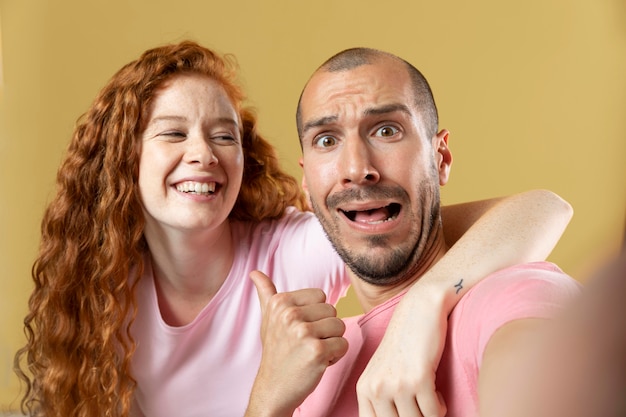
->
[138, 148, 178, 193]
[137, 154, 154, 188]
[235, 151, 245, 177]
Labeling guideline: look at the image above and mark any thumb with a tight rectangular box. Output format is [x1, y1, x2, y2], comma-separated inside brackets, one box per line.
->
[250, 270, 278, 311]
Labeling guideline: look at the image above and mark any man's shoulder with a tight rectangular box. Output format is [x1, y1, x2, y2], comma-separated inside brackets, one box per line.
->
[443, 261, 582, 385]
[490, 261, 567, 277]
[451, 261, 582, 332]
[469, 261, 580, 298]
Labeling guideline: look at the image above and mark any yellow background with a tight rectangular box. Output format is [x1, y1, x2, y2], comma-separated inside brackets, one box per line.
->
[1, 0, 625, 410]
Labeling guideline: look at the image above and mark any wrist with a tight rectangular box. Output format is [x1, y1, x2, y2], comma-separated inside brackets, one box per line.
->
[245, 400, 294, 417]
[401, 276, 456, 318]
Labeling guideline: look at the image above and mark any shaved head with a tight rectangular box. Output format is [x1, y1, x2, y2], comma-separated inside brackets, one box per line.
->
[296, 48, 439, 143]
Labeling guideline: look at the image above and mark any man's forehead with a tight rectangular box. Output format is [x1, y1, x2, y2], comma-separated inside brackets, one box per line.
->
[303, 63, 411, 104]
[301, 62, 414, 121]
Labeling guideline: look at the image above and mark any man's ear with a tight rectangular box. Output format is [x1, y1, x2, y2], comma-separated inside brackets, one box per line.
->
[299, 157, 312, 207]
[298, 157, 307, 192]
[433, 129, 453, 186]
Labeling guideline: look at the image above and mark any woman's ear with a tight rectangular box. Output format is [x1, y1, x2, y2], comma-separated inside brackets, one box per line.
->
[434, 129, 453, 186]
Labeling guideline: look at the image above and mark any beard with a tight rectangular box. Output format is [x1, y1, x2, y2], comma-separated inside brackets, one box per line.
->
[310, 179, 441, 286]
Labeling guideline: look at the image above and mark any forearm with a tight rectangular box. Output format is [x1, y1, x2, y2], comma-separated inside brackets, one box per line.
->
[355, 190, 571, 416]
[245, 378, 296, 417]
[409, 189, 572, 312]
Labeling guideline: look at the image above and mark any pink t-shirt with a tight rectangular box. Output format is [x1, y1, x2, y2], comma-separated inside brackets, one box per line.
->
[130, 208, 349, 417]
[296, 262, 581, 417]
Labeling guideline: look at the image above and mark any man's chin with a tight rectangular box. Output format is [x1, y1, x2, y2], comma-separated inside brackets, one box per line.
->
[340, 247, 413, 286]
[348, 264, 409, 286]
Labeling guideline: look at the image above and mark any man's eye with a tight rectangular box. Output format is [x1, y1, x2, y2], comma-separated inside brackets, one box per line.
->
[314, 135, 337, 148]
[375, 126, 399, 137]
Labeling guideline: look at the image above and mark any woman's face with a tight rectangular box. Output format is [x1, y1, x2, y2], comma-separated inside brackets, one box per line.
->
[138, 74, 244, 238]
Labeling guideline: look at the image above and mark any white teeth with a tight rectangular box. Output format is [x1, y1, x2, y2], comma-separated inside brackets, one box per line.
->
[176, 181, 216, 195]
[363, 214, 398, 225]
[350, 211, 398, 225]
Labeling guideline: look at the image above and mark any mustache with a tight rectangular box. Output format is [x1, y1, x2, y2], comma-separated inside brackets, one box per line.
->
[326, 185, 409, 210]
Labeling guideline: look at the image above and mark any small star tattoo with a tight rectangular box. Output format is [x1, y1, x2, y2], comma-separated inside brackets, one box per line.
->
[454, 279, 464, 294]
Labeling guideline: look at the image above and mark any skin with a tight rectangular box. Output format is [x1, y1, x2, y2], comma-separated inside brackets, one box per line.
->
[487, 251, 626, 417]
[244, 54, 574, 417]
[247, 271, 349, 417]
[137, 68, 557, 417]
[138, 73, 244, 326]
[152, 52, 575, 417]
[299, 56, 452, 310]
[299, 56, 552, 417]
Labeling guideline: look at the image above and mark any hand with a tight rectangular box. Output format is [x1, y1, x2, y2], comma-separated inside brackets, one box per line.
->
[356, 290, 447, 417]
[245, 271, 349, 417]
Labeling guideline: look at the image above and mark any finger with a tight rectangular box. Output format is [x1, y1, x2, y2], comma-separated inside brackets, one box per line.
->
[250, 270, 277, 310]
[294, 302, 339, 324]
[414, 390, 446, 417]
[305, 316, 346, 340]
[357, 397, 376, 417]
[364, 400, 400, 417]
[283, 287, 327, 306]
[374, 402, 400, 417]
[318, 336, 349, 366]
[394, 396, 423, 417]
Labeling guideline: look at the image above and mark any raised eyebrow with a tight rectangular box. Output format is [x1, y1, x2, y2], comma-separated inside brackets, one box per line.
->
[363, 103, 412, 117]
[302, 115, 338, 136]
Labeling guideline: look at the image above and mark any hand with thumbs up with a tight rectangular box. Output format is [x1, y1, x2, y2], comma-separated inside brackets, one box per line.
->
[245, 270, 349, 417]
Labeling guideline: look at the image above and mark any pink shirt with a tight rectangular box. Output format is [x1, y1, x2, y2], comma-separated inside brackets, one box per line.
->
[131, 209, 349, 417]
[297, 262, 581, 417]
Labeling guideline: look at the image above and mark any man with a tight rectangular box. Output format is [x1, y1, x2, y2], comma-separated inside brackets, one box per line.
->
[246, 48, 580, 417]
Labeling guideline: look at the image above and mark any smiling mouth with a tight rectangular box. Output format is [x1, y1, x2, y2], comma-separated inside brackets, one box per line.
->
[341, 203, 401, 224]
[176, 181, 218, 196]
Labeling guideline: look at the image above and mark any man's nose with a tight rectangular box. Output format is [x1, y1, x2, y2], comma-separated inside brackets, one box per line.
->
[339, 135, 380, 186]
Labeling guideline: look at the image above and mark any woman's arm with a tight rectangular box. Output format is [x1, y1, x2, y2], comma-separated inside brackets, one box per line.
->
[245, 271, 348, 417]
[356, 189, 573, 417]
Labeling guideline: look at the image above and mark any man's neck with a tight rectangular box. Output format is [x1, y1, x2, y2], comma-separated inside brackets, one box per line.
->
[350, 232, 449, 313]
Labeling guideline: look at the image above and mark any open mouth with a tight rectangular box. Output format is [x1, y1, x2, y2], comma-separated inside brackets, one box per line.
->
[341, 203, 401, 224]
[176, 181, 218, 196]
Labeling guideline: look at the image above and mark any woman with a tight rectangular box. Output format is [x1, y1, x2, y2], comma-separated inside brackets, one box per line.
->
[14, 41, 572, 417]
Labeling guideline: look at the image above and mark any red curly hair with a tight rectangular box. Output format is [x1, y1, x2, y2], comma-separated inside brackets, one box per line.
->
[14, 41, 307, 417]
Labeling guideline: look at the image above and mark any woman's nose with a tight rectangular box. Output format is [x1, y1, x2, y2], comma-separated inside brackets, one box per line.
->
[185, 135, 218, 167]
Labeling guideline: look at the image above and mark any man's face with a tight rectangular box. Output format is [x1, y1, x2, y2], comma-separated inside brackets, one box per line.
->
[299, 58, 452, 285]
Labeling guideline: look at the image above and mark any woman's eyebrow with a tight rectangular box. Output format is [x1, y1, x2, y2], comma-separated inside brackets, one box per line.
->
[148, 115, 239, 128]
[147, 115, 187, 124]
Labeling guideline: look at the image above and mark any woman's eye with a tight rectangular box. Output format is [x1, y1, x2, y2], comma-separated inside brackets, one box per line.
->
[161, 131, 186, 140]
[314, 135, 337, 148]
[375, 125, 399, 137]
[213, 135, 239, 145]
